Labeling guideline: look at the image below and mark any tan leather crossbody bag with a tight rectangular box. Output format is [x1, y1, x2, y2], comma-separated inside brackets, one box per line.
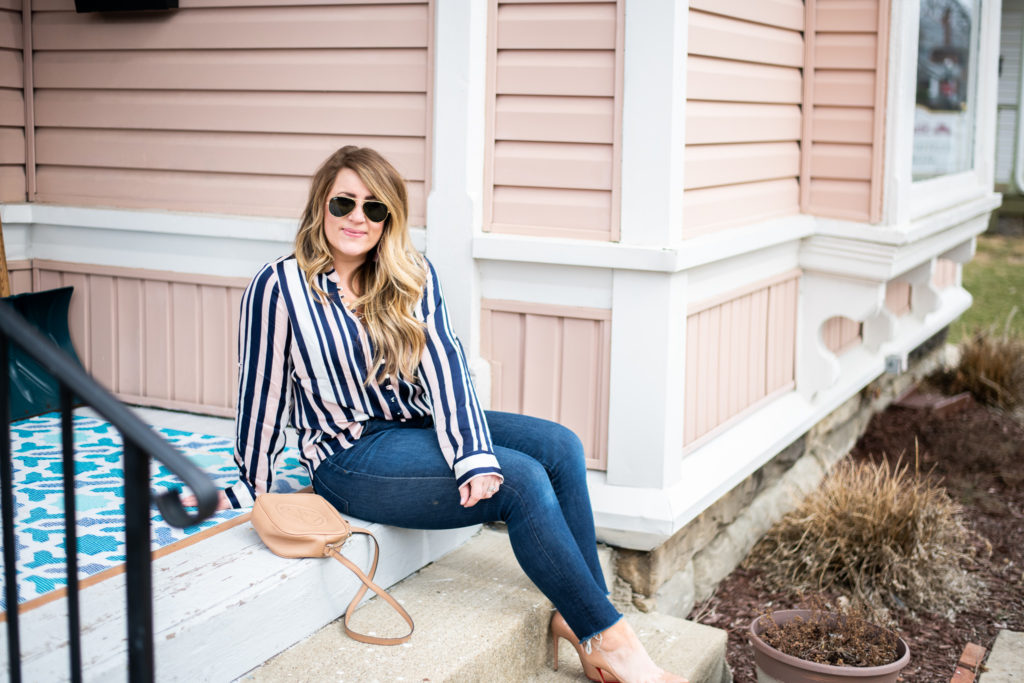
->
[250, 492, 414, 645]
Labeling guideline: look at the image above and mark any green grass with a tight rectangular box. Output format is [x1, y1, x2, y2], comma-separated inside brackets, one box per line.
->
[949, 234, 1024, 343]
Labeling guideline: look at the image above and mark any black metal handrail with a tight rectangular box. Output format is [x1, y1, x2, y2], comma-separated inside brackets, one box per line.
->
[0, 299, 220, 682]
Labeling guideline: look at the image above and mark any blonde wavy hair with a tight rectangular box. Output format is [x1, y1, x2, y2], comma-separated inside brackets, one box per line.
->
[294, 146, 427, 382]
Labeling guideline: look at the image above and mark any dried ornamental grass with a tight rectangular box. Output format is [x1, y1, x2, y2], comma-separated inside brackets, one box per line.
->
[747, 458, 981, 616]
[947, 312, 1024, 409]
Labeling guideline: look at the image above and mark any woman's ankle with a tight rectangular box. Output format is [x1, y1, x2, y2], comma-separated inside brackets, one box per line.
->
[597, 618, 636, 650]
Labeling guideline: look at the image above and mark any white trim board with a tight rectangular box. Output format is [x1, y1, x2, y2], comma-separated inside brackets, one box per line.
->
[2, 202, 815, 278]
[0, 203, 428, 279]
[0, 198, 996, 285]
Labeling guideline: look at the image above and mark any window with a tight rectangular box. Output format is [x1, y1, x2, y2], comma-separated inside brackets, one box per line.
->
[912, 0, 981, 181]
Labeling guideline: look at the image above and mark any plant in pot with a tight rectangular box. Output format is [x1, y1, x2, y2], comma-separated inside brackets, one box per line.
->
[740, 457, 982, 681]
[749, 606, 910, 683]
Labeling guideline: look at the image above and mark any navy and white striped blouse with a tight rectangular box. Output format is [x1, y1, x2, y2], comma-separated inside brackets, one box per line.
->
[224, 255, 500, 509]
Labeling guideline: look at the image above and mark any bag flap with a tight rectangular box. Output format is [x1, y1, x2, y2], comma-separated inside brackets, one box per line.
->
[252, 493, 351, 551]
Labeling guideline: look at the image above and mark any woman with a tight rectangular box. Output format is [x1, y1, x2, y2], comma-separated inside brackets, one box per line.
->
[202, 146, 687, 683]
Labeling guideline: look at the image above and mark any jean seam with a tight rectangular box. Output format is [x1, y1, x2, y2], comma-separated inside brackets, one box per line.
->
[317, 456, 453, 485]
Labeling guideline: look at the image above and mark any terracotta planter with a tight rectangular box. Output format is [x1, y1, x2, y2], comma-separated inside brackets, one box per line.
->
[749, 609, 910, 683]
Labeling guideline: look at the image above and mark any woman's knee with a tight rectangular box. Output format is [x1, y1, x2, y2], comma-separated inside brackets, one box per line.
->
[487, 411, 586, 466]
[497, 450, 560, 509]
[550, 422, 585, 460]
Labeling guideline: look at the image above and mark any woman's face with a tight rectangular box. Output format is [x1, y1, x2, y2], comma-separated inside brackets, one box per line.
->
[323, 167, 386, 271]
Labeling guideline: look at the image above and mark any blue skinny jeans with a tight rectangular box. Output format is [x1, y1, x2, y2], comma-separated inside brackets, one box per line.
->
[311, 410, 622, 643]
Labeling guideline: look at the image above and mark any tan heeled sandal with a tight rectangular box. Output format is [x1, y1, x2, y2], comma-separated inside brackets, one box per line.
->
[549, 612, 620, 683]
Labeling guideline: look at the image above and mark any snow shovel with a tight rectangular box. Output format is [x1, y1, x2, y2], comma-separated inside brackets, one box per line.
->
[0, 214, 84, 421]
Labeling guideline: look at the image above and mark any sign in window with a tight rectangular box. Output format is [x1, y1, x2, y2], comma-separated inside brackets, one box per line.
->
[912, 0, 980, 181]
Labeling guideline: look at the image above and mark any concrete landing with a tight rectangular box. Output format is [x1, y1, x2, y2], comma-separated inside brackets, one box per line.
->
[241, 527, 730, 683]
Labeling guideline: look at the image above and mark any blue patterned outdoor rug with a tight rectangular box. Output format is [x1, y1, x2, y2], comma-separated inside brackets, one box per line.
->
[1, 413, 310, 610]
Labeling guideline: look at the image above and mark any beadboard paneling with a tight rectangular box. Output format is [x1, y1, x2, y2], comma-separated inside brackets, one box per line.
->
[27, 260, 247, 417]
[481, 299, 611, 469]
[684, 271, 799, 447]
[933, 258, 959, 289]
[884, 280, 912, 316]
[821, 316, 861, 354]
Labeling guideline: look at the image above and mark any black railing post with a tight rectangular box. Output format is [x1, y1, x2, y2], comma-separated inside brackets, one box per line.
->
[123, 440, 155, 682]
[0, 299, 218, 681]
[0, 334, 21, 683]
[60, 386, 82, 683]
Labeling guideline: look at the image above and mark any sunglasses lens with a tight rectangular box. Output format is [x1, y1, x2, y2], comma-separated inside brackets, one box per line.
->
[328, 196, 355, 218]
[328, 197, 388, 222]
[364, 201, 389, 223]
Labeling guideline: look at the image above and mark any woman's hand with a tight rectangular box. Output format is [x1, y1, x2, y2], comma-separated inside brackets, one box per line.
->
[179, 490, 232, 511]
[459, 474, 502, 508]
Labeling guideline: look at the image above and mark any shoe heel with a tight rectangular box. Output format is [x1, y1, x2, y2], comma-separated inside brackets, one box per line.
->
[551, 631, 560, 672]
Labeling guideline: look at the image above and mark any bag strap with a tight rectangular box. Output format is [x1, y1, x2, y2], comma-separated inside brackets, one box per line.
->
[328, 526, 414, 646]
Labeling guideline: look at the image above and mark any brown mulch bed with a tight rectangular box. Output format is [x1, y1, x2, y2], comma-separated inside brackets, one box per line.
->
[688, 391, 1024, 682]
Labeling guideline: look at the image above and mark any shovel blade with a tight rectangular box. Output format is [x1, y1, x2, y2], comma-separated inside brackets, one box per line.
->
[4, 287, 83, 421]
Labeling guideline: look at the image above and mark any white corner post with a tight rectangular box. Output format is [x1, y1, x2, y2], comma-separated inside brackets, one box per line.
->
[606, 0, 688, 489]
[882, 0, 919, 227]
[426, 0, 490, 386]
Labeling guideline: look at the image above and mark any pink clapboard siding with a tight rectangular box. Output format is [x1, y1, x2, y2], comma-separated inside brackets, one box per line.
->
[29, 260, 247, 417]
[933, 259, 958, 289]
[0, 0, 25, 201]
[684, 270, 799, 447]
[485, 0, 623, 241]
[28, 0, 432, 223]
[684, 0, 803, 237]
[821, 316, 861, 354]
[803, 0, 890, 222]
[480, 299, 611, 469]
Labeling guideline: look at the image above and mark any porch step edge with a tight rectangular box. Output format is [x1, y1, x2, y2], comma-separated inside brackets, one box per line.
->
[241, 527, 731, 683]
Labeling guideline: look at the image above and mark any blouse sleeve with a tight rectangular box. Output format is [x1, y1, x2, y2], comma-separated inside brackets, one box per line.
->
[418, 260, 502, 487]
[225, 262, 292, 508]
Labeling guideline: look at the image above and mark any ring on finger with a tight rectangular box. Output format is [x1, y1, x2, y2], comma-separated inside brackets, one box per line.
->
[487, 486, 498, 494]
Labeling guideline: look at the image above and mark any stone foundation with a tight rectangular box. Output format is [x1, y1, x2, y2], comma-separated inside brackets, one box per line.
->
[614, 330, 952, 618]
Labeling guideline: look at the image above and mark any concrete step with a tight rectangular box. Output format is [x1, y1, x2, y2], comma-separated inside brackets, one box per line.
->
[240, 527, 730, 683]
[528, 612, 731, 683]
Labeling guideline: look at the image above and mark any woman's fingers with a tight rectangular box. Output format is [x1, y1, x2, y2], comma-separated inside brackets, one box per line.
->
[180, 490, 231, 511]
[460, 475, 501, 508]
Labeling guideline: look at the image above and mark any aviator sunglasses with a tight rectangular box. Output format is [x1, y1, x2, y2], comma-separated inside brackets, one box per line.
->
[328, 196, 390, 224]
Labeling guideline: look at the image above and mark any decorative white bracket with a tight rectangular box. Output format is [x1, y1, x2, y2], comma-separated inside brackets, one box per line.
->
[797, 272, 888, 399]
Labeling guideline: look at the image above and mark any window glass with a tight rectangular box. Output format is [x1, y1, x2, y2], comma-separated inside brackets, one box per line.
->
[912, 0, 980, 180]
